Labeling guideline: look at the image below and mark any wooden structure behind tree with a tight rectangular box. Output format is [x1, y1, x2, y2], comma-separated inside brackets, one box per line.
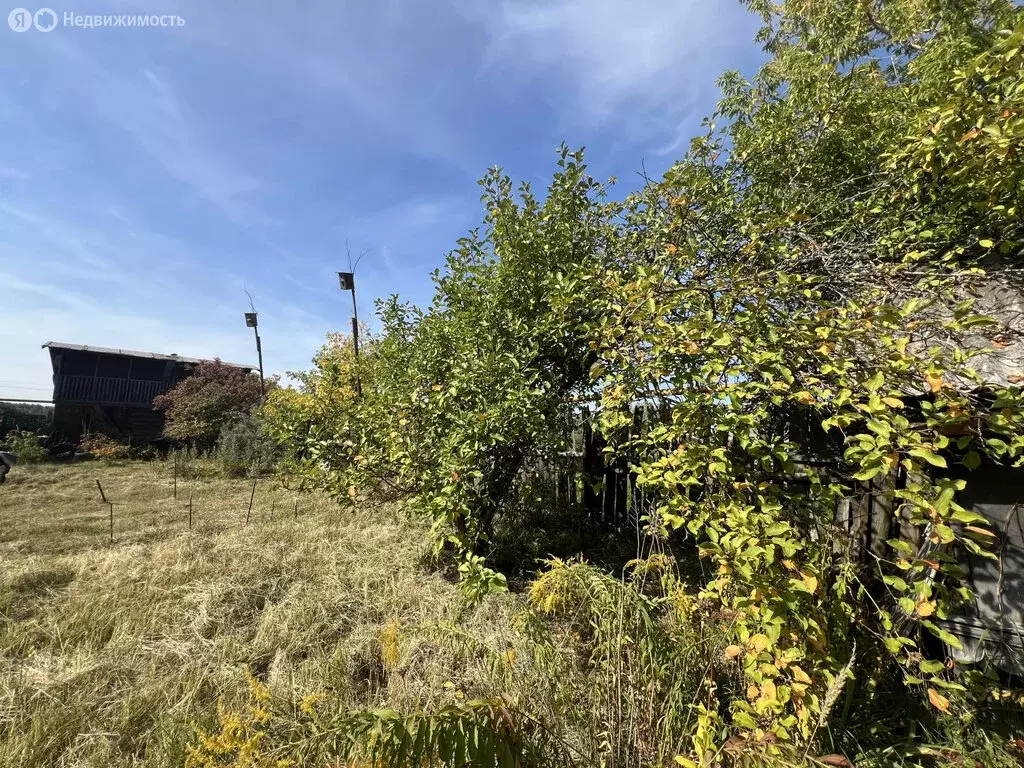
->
[43, 342, 253, 444]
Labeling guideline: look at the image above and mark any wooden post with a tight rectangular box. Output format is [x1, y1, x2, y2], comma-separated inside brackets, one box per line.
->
[173, 453, 178, 499]
[98, 479, 114, 543]
[351, 318, 361, 397]
[245, 311, 267, 401]
[245, 478, 257, 525]
[188, 492, 193, 531]
[253, 326, 266, 401]
[581, 409, 603, 517]
[293, 498, 298, 521]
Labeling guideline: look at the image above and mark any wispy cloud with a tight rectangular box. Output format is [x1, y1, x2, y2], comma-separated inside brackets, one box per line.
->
[473, 0, 763, 148]
[0, 0, 763, 400]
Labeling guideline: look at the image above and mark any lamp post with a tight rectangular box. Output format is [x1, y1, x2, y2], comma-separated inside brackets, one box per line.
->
[244, 312, 266, 400]
[337, 271, 361, 396]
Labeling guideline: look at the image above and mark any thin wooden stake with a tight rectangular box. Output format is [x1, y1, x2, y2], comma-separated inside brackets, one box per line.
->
[173, 453, 178, 499]
[96, 480, 114, 543]
[293, 498, 298, 521]
[188, 492, 194, 531]
[245, 477, 257, 525]
[270, 500, 276, 521]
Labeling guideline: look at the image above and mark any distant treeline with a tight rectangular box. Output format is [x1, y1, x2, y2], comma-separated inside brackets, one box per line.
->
[0, 402, 53, 436]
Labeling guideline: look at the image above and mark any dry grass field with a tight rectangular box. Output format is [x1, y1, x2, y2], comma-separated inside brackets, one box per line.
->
[0, 460, 481, 767]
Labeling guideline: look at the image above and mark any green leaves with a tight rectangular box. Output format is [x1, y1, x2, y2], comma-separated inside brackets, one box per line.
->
[909, 447, 948, 468]
[261, 3, 1024, 750]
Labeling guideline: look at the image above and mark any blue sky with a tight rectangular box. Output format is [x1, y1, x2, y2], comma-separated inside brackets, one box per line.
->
[0, 0, 764, 400]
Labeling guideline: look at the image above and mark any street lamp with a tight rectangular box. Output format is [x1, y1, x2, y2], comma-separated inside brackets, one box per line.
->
[244, 312, 267, 400]
[337, 271, 361, 396]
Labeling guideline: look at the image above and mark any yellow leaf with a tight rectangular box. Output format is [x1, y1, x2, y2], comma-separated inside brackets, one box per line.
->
[965, 525, 995, 537]
[747, 684, 760, 701]
[674, 757, 699, 768]
[928, 688, 950, 712]
[925, 372, 944, 392]
[782, 559, 798, 571]
[791, 665, 812, 684]
[431, 384, 443, 391]
[747, 634, 771, 653]
[796, 391, 815, 405]
[959, 128, 980, 143]
[724, 645, 743, 660]
[760, 679, 778, 702]
[915, 600, 936, 617]
[347, 486, 357, 498]
[800, 571, 819, 594]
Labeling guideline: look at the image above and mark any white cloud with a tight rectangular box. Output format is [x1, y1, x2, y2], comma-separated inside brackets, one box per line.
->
[0, 0, 764, 403]
[473, 0, 761, 146]
[0, 201, 328, 400]
[36, 33, 269, 226]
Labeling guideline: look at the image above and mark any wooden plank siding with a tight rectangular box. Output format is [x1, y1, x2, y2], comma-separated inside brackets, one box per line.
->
[55, 374, 170, 407]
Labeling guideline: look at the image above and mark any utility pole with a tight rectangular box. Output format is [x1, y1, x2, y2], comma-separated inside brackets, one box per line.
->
[339, 242, 368, 397]
[337, 270, 360, 396]
[244, 312, 266, 401]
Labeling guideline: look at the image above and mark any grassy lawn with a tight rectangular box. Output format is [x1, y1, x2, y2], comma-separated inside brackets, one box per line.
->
[0, 461, 467, 767]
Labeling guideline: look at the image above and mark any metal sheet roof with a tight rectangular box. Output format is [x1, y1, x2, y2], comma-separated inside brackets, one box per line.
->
[42, 342, 254, 370]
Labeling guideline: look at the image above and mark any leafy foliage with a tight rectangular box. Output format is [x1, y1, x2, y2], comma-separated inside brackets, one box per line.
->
[78, 432, 137, 460]
[217, 415, 279, 478]
[154, 361, 265, 448]
[185, 668, 528, 768]
[262, 0, 1024, 759]
[0, 403, 52, 437]
[266, 154, 617, 595]
[1, 429, 47, 463]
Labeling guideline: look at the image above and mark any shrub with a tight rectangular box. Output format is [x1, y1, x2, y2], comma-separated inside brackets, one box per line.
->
[77, 433, 140, 461]
[153, 361, 265, 449]
[0, 403, 52, 436]
[259, 0, 1024, 759]
[168, 445, 221, 480]
[217, 415, 278, 478]
[2, 430, 48, 463]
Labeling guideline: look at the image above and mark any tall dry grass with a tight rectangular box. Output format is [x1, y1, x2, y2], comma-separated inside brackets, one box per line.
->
[4, 463, 1021, 768]
[0, 461, 472, 767]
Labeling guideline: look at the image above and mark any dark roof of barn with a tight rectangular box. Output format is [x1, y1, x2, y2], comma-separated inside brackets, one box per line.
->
[42, 342, 253, 370]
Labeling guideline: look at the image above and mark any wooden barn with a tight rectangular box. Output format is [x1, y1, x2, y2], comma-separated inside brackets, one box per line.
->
[43, 342, 253, 444]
